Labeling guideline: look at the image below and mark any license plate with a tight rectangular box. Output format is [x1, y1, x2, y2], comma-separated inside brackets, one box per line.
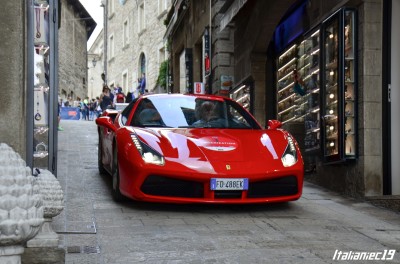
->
[210, 178, 249, 191]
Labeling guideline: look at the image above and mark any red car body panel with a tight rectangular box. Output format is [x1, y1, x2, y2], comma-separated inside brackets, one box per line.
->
[96, 94, 304, 204]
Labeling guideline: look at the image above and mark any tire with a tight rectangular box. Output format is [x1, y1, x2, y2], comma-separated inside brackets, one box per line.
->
[111, 147, 125, 202]
[98, 136, 107, 175]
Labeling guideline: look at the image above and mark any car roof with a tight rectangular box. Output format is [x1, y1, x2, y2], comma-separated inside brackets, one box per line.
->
[142, 93, 231, 102]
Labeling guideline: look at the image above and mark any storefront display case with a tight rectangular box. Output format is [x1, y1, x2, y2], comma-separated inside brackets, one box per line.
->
[297, 29, 321, 154]
[27, 0, 59, 174]
[230, 82, 254, 114]
[276, 44, 298, 124]
[276, 28, 321, 154]
[321, 8, 357, 163]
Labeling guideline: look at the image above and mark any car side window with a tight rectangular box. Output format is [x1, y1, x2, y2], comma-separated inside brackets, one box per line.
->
[227, 103, 253, 128]
[121, 99, 137, 125]
[131, 99, 163, 126]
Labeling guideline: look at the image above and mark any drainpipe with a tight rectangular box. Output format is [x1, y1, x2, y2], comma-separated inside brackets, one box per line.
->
[209, 0, 212, 93]
[102, 0, 108, 84]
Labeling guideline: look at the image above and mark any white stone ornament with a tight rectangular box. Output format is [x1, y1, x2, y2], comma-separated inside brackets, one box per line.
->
[27, 169, 64, 247]
[0, 143, 44, 264]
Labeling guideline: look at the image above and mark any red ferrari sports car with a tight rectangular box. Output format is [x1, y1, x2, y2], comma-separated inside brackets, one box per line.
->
[96, 94, 303, 203]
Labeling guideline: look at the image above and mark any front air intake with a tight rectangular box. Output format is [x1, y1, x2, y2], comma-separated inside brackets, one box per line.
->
[141, 175, 204, 198]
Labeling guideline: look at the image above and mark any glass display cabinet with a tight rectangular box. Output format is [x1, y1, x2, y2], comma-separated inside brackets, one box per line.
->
[298, 29, 321, 154]
[276, 44, 298, 124]
[276, 28, 321, 154]
[230, 82, 253, 114]
[28, 0, 59, 174]
[321, 8, 357, 163]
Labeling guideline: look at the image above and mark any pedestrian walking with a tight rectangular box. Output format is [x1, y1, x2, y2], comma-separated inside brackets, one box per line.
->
[58, 99, 63, 131]
[137, 73, 146, 96]
[89, 98, 96, 121]
[95, 96, 101, 118]
[83, 97, 90, 121]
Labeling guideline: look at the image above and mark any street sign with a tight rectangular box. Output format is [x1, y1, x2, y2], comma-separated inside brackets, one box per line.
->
[194, 82, 205, 94]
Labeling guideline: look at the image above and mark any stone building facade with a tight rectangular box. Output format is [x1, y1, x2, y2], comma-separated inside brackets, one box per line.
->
[58, 0, 96, 102]
[0, 0, 27, 157]
[88, 29, 104, 100]
[105, 0, 172, 95]
[0, 0, 94, 163]
[166, 0, 399, 201]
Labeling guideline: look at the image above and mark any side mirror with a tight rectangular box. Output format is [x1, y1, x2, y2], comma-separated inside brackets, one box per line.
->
[95, 116, 116, 132]
[267, 119, 282, 129]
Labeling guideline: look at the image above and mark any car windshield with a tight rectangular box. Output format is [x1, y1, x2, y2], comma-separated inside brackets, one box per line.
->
[134, 96, 261, 129]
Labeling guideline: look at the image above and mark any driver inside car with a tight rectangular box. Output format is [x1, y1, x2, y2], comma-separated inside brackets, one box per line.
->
[139, 101, 162, 125]
[192, 101, 226, 128]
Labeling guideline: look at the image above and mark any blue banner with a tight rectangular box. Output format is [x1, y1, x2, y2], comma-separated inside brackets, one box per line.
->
[60, 107, 80, 120]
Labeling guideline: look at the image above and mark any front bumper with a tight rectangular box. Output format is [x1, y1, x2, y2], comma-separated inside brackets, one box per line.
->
[120, 163, 303, 204]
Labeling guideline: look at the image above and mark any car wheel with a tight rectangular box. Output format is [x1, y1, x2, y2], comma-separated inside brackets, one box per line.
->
[112, 147, 125, 202]
[98, 137, 107, 175]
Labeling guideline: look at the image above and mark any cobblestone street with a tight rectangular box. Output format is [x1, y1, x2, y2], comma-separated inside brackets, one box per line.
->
[53, 120, 400, 264]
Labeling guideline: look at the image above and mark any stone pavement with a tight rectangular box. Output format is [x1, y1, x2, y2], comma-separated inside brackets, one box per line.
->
[53, 120, 400, 264]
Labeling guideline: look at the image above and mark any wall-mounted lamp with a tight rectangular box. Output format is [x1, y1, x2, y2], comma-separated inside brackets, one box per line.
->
[92, 57, 97, 67]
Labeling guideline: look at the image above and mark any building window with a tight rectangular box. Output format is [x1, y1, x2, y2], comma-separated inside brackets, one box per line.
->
[109, 34, 114, 59]
[139, 53, 146, 75]
[123, 19, 129, 47]
[138, 2, 145, 33]
[179, 50, 185, 94]
[158, 46, 165, 64]
[122, 70, 128, 93]
[99, 44, 104, 57]
[108, 0, 115, 17]
[158, 0, 169, 15]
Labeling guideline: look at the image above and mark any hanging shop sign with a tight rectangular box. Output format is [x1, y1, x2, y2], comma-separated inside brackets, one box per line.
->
[185, 48, 193, 94]
[220, 75, 234, 95]
[194, 82, 205, 94]
[202, 28, 210, 80]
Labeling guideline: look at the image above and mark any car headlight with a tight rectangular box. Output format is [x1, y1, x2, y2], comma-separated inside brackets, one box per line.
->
[281, 136, 298, 167]
[131, 134, 165, 166]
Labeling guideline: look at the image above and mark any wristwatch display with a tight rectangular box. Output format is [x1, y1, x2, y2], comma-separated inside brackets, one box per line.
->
[297, 29, 321, 153]
[276, 44, 298, 124]
[321, 8, 357, 163]
[276, 28, 321, 155]
[31, 0, 53, 170]
[34, 3, 50, 45]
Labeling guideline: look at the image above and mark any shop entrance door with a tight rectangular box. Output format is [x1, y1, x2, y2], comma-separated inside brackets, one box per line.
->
[391, 0, 400, 194]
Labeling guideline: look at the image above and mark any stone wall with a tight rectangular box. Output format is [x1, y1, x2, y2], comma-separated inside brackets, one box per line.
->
[0, 0, 26, 158]
[106, 0, 171, 94]
[58, 0, 89, 100]
[88, 30, 104, 100]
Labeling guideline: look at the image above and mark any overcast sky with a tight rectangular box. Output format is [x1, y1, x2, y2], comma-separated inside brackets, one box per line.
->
[79, 0, 103, 49]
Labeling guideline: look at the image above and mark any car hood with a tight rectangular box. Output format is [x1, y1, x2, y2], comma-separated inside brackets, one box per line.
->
[134, 128, 290, 169]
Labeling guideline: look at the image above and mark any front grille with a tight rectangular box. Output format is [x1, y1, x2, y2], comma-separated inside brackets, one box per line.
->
[214, 190, 242, 199]
[141, 175, 204, 198]
[247, 176, 298, 198]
